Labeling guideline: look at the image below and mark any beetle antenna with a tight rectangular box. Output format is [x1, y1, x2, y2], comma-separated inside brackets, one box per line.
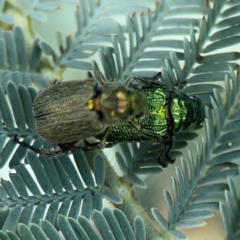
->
[14, 135, 42, 154]
[13, 135, 65, 159]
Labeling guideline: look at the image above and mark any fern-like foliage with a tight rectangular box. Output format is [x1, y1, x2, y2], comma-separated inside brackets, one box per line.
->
[0, 27, 49, 89]
[0, 210, 146, 240]
[0, 149, 164, 239]
[0, 152, 121, 229]
[113, 70, 240, 239]
[0, 1, 14, 25]
[5, 0, 78, 23]
[0, 0, 240, 239]
[220, 179, 240, 240]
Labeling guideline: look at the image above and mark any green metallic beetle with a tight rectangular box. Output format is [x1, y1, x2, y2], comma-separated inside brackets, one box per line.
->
[84, 74, 205, 166]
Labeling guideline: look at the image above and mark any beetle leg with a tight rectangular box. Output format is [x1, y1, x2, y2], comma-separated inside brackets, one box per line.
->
[152, 72, 162, 80]
[97, 127, 110, 147]
[125, 71, 164, 87]
[53, 79, 61, 85]
[125, 76, 151, 88]
[174, 81, 187, 90]
[125, 77, 136, 87]
[13, 135, 65, 159]
[157, 135, 175, 167]
[83, 139, 114, 150]
[126, 72, 186, 91]
[153, 71, 187, 90]
[83, 137, 99, 146]
[58, 142, 78, 152]
[95, 71, 107, 85]
[14, 135, 42, 155]
[126, 76, 166, 89]
[127, 119, 162, 141]
[83, 128, 114, 149]
[38, 148, 65, 158]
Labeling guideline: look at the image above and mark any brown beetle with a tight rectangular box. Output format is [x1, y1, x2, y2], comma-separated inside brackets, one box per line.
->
[15, 71, 160, 158]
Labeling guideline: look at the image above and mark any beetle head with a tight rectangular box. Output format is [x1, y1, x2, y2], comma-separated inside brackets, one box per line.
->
[100, 82, 148, 125]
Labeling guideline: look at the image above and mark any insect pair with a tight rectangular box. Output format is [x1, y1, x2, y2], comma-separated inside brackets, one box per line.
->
[14, 71, 205, 167]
